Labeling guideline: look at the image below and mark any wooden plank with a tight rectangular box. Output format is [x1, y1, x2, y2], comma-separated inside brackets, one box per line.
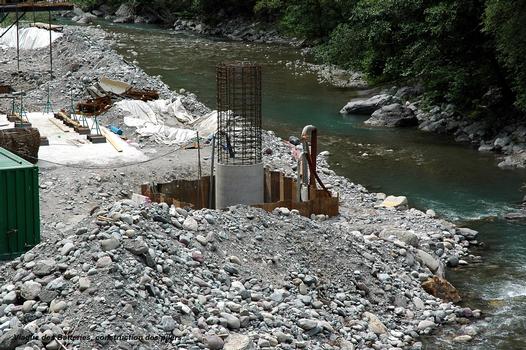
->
[48, 117, 70, 132]
[30, 22, 63, 31]
[57, 111, 81, 129]
[100, 127, 123, 152]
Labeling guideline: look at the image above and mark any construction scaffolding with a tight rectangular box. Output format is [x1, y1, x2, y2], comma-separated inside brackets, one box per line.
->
[0, 1, 74, 73]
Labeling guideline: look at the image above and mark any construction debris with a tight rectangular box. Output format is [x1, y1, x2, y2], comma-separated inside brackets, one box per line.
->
[123, 87, 160, 102]
[0, 85, 14, 94]
[76, 96, 112, 115]
[91, 77, 160, 102]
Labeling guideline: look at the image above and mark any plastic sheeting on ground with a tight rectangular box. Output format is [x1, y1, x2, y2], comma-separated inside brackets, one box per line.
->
[0, 27, 63, 50]
[24, 113, 148, 167]
[116, 98, 218, 145]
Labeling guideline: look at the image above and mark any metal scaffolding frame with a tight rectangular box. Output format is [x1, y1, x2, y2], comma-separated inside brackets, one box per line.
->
[0, 1, 73, 73]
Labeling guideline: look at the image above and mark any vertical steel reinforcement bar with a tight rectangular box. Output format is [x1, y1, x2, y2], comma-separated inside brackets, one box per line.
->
[216, 62, 262, 165]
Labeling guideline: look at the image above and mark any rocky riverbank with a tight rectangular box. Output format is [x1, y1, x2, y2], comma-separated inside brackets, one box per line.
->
[340, 88, 526, 170]
[65, 4, 303, 47]
[0, 25, 486, 350]
[64, 4, 366, 90]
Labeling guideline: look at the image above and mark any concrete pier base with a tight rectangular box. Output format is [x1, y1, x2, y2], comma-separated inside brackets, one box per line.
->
[216, 163, 264, 208]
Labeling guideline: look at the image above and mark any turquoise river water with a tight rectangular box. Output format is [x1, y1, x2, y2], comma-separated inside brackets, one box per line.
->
[104, 23, 526, 349]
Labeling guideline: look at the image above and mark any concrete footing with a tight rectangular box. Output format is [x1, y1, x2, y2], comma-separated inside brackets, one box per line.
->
[215, 163, 264, 208]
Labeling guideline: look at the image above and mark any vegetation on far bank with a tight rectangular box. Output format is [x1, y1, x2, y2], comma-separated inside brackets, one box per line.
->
[74, 0, 526, 120]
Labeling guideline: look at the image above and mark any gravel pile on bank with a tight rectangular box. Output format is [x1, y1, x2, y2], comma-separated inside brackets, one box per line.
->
[0, 129, 484, 350]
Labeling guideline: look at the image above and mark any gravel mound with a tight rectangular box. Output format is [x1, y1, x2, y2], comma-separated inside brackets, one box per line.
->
[0, 24, 484, 350]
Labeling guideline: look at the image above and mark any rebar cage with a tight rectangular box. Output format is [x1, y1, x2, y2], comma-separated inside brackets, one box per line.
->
[216, 62, 262, 165]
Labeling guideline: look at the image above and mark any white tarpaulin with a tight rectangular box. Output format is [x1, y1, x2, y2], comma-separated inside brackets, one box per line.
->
[192, 111, 218, 137]
[116, 98, 218, 144]
[0, 27, 63, 50]
[117, 98, 195, 126]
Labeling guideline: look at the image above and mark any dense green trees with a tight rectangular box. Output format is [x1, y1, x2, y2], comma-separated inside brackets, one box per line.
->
[484, 0, 526, 112]
[74, 0, 526, 117]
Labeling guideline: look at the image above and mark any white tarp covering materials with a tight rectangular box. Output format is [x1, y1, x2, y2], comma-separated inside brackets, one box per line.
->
[23, 113, 148, 166]
[0, 114, 13, 129]
[116, 98, 218, 145]
[0, 27, 63, 50]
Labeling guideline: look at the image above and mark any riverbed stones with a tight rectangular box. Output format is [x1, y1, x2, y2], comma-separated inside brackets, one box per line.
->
[124, 239, 149, 255]
[221, 313, 241, 330]
[33, 259, 56, 277]
[183, 216, 199, 231]
[20, 281, 42, 301]
[100, 238, 120, 251]
[205, 334, 225, 350]
[453, 335, 473, 343]
[160, 315, 176, 332]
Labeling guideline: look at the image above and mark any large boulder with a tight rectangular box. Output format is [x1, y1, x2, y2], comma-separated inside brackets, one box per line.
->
[20, 281, 42, 301]
[422, 276, 461, 303]
[223, 334, 254, 350]
[416, 249, 444, 277]
[340, 94, 396, 115]
[0, 327, 32, 350]
[379, 227, 419, 247]
[113, 3, 135, 23]
[362, 312, 387, 335]
[380, 195, 408, 209]
[77, 13, 97, 24]
[365, 103, 418, 127]
[498, 152, 526, 169]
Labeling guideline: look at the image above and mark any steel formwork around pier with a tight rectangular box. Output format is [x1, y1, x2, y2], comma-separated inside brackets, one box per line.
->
[216, 62, 262, 166]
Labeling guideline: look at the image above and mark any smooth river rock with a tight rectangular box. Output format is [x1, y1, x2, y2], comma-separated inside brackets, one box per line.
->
[340, 94, 396, 115]
[365, 103, 418, 127]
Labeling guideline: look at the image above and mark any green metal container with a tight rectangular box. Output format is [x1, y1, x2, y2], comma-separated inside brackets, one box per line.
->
[0, 147, 40, 260]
